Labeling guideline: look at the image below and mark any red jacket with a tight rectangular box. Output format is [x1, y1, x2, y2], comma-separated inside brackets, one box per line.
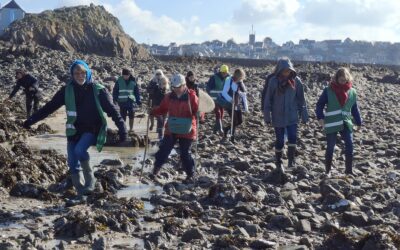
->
[152, 88, 199, 140]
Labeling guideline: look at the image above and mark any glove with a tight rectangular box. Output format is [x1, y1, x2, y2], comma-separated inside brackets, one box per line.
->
[23, 120, 32, 129]
[119, 132, 127, 143]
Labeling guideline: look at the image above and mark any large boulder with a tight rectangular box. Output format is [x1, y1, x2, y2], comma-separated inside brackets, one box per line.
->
[1, 4, 150, 60]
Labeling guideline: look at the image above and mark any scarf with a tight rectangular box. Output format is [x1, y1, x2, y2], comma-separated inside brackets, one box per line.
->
[277, 75, 295, 93]
[330, 81, 352, 106]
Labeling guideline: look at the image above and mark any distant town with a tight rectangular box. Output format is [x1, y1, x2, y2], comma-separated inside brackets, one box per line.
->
[143, 28, 400, 66]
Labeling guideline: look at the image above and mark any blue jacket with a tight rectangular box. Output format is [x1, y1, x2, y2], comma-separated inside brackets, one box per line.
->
[263, 58, 309, 127]
[315, 88, 362, 126]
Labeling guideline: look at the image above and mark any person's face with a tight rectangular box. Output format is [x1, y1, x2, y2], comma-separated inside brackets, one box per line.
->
[337, 75, 347, 85]
[15, 73, 23, 80]
[221, 72, 228, 78]
[73, 68, 87, 85]
[123, 75, 130, 81]
[156, 72, 162, 80]
[188, 75, 195, 82]
[281, 69, 292, 78]
[172, 84, 185, 96]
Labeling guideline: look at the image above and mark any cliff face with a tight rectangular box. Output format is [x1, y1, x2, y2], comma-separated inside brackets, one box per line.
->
[1, 4, 150, 60]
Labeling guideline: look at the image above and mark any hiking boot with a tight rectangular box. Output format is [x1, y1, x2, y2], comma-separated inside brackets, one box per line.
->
[81, 161, 96, 195]
[345, 155, 354, 175]
[287, 145, 296, 168]
[275, 150, 284, 173]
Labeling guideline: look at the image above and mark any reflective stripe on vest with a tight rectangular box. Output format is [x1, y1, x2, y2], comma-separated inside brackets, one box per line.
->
[65, 82, 108, 152]
[117, 77, 136, 103]
[324, 87, 356, 134]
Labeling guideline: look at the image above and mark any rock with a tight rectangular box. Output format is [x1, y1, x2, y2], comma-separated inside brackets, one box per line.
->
[92, 237, 106, 250]
[269, 214, 294, 229]
[250, 239, 276, 248]
[234, 161, 251, 171]
[9, 182, 54, 200]
[181, 228, 205, 242]
[3, 5, 150, 60]
[296, 219, 312, 232]
[233, 227, 250, 239]
[100, 159, 123, 166]
[210, 224, 232, 235]
[342, 211, 369, 227]
[279, 245, 309, 250]
[243, 223, 261, 237]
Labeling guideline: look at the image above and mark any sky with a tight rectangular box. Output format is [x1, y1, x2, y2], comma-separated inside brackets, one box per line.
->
[2, 0, 400, 45]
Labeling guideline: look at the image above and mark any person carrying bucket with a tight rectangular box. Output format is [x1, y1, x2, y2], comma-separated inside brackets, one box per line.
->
[149, 73, 199, 184]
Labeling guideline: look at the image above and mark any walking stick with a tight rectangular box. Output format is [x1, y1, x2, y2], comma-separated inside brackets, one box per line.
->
[230, 92, 235, 137]
[139, 100, 152, 182]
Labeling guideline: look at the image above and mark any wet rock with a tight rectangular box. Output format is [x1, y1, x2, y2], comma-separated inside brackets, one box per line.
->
[100, 159, 123, 166]
[92, 237, 106, 250]
[9, 183, 55, 200]
[233, 161, 251, 172]
[342, 211, 369, 227]
[181, 228, 205, 242]
[54, 211, 96, 238]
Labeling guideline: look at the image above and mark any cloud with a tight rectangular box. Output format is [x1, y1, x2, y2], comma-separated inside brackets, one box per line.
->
[233, 0, 300, 25]
[299, 0, 400, 27]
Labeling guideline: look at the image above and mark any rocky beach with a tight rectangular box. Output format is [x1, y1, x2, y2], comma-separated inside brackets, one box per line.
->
[0, 4, 399, 250]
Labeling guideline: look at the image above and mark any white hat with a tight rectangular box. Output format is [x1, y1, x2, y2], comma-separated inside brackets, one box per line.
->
[170, 74, 185, 88]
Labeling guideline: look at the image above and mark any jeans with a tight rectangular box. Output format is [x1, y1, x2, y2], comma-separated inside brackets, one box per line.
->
[326, 126, 353, 160]
[154, 135, 194, 177]
[67, 133, 96, 173]
[274, 124, 297, 151]
[26, 94, 40, 118]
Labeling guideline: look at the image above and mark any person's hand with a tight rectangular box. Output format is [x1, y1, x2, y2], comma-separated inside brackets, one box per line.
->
[318, 119, 324, 127]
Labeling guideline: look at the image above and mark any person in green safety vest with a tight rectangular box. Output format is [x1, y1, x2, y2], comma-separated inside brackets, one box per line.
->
[22, 60, 127, 206]
[112, 68, 142, 132]
[316, 67, 362, 176]
[206, 65, 230, 134]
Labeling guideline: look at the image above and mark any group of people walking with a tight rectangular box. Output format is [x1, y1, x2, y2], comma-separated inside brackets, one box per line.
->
[9, 56, 361, 204]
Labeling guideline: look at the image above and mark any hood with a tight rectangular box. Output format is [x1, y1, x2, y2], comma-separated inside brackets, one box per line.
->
[153, 69, 164, 80]
[70, 60, 92, 83]
[274, 57, 296, 77]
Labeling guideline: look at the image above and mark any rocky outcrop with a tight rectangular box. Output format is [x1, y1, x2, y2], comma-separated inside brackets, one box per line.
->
[1, 4, 150, 60]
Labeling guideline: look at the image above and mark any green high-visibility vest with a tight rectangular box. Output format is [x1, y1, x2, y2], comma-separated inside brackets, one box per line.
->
[209, 74, 227, 100]
[324, 87, 356, 134]
[117, 76, 136, 103]
[65, 82, 108, 152]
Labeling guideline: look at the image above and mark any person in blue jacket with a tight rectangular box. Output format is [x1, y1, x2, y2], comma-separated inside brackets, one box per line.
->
[315, 67, 362, 176]
[263, 57, 309, 173]
[23, 60, 127, 205]
[112, 68, 142, 132]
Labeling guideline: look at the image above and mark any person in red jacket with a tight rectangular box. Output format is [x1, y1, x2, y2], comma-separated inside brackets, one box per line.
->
[150, 73, 199, 183]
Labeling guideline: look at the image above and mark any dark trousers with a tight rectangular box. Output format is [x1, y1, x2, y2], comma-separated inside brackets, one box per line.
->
[156, 115, 166, 139]
[214, 104, 224, 120]
[154, 135, 194, 177]
[26, 94, 39, 117]
[225, 109, 243, 135]
[326, 126, 353, 160]
[274, 124, 297, 151]
[120, 106, 134, 121]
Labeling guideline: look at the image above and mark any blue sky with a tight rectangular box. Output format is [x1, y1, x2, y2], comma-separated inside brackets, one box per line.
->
[2, 0, 400, 45]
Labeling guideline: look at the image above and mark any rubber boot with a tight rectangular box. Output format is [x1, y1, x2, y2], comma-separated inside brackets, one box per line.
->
[129, 118, 134, 132]
[275, 150, 284, 173]
[149, 116, 154, 131]
[287, 145, 296, 168]
[81, 161, 96, 195]
[345, 155, 354, 175]
[150, 165, 161, 181]
[67, 172, 86, 206]
[216, 119, 223, 135]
